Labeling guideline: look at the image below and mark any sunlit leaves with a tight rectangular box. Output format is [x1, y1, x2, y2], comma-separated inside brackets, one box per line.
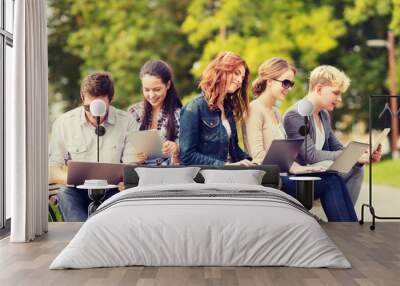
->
[63, 0, 197, 108]
[182, 0, 346, 105]
[345, 0, 392, 25]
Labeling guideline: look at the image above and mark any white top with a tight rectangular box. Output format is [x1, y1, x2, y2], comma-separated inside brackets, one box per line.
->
[222, 118, 232, 140]
[288, 176, 321, 181]
[77, 184, 117, 190]
[49, 106, 136, 167]
[313, 116, 325, 150]
[222, 118, 232, 163]
[77, 179, 117, 189]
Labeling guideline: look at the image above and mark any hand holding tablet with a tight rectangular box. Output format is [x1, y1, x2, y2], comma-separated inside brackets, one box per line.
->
[357, 128, 388, 164]
[162, 141, 179, 157]
[134, 151, 149, 164]
[127, 129, 168, 159]
[371, 128, 390, 153]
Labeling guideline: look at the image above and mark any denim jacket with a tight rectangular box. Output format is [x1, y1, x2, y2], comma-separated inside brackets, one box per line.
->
[179, 93, 249, 166]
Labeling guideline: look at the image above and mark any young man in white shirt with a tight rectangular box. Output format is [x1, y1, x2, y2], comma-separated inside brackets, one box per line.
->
[48, 72, 135, 221]
[283, 65, 382, 205]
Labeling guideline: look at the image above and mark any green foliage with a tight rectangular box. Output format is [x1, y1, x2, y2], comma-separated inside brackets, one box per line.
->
[344, 0, 392, 25]
[391, 0, 400, 34]
[47, 0, 400, 133]
[48, 0, 83, 110]
[332, 0, 400, 128]
[182, 0, 346, 104]
[50, 0, 199, 109]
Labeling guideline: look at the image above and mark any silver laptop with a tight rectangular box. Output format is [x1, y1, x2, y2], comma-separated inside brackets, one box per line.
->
[67, 161, 128, 187]
[293, 141, 369, 174]
[261, 139, 304, 172]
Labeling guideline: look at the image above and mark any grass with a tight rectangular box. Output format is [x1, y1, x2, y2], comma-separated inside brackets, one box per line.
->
[364, 158, 400, 188]
[48, 202, 64, 222]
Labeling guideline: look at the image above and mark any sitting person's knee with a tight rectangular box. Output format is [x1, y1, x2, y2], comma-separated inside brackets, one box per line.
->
[57, 187, 75, 201]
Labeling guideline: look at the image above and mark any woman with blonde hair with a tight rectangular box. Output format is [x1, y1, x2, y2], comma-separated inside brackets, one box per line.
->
[179, 51, 253, 166]
[243, 57, 357, 221]
[245, 58, 298, 165]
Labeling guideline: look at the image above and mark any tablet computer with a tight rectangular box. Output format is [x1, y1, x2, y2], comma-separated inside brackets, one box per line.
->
[127, 129, 167, 159]
[261, 139, 304, 172]
[372, 128, 390, 152]
[328, 141, 369, 173]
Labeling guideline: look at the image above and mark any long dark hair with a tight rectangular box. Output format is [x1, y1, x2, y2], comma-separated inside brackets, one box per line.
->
[139, 60, 182, 141]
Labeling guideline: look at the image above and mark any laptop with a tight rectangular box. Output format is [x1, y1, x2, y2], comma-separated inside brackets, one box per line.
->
[67, 161, 128, 187]
[261, 139, 304, 172]
[293, 141, 369, 174]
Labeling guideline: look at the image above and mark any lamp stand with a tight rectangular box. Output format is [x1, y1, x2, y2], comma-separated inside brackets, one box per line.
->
[96, 116, 100, 162]
[304, 116, 308, 165]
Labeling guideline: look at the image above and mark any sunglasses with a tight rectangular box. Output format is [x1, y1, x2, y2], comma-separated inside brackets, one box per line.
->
[272, 79, 295, 89]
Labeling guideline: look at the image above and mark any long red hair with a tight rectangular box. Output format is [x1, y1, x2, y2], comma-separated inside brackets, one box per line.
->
[199, 51, 250, 120]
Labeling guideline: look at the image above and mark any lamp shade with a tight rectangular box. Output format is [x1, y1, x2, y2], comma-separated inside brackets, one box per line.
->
[90, 99, 107, 117]
[297, 99, 314, 117]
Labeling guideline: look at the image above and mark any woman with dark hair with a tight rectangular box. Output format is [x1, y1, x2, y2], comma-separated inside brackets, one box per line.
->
[179, 51, 254, 166]
[128, 60, 182, 165]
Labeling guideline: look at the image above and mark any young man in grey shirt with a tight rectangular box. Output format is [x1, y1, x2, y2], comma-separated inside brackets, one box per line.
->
[48, 72, 135, 221]
[283, 65, 382, 205]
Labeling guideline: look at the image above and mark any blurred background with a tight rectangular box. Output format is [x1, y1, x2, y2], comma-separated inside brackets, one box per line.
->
[47, 0, 400, 192]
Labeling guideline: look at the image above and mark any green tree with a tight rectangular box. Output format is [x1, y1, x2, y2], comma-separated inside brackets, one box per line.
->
[48, 0, 83, 111]
[182, 0, 346, 105]
[47, 0, 400, 135]
[331, 0, 396, 130]
[49, 0, 199, 109]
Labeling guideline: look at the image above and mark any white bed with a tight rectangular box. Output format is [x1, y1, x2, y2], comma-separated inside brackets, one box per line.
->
[50, 183, 350, 269]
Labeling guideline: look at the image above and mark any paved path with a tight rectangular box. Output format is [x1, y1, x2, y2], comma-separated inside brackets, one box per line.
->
[311, 183, 400, 222]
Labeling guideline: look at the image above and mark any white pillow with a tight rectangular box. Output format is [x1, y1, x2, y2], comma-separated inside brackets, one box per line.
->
[135, 167, 200, 186]
[200, 169, 266, 185]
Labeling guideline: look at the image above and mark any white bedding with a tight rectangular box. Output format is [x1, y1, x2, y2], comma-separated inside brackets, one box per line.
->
[50, 183, 351, 269]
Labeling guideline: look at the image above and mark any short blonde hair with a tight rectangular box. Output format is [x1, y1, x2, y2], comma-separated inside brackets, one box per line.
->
[309, 65, 350, 93]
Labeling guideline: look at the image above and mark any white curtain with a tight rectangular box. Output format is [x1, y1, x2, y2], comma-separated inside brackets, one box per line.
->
[7, 0, 48, 242]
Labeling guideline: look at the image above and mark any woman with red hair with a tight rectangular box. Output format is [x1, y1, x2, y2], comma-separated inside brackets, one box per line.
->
[179, 51, 254, 166]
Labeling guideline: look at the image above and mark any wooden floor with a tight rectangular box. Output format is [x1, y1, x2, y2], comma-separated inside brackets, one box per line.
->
[0, 222, 399, 286]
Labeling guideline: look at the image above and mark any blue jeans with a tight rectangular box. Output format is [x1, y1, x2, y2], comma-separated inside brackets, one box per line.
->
[57, 187, 119, 222]
[281, 173, 357, 222]
[340, 165, 364, 205]
[144, 157, 171, 166]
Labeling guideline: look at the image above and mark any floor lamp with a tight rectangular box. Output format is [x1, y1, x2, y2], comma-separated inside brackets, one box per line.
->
[89, 99, 106, 162]
[86, 99, 107, 215]
[297, 98, 314, 164]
